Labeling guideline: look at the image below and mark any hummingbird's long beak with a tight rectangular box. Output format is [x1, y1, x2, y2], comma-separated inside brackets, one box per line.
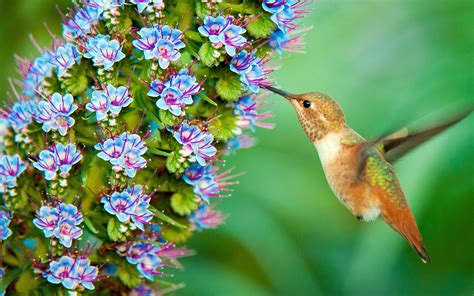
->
[264, 85, 292, 100]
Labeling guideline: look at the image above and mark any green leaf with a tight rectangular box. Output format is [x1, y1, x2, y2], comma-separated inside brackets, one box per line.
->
[149, 206, 187, 229]
[166, 151, 189, 174]
[170, 189, 199, 216]
[246, 12, 277, 39]
[216, 75, 244, 101]
[84, 217, 100, 234]
[162, 225, 192, 244]
[0, 267, 22, 292]
[15, 268, 39, 293]
[209, 110, 238, 141]
[60, 64, 89, 96]
[117, 262, 141, 288]
[148, 147, 171, 157]
[195, 2, 211, 19]
[107, 218, 122, 242]
[199, 42, 221, 67]
[159, 109, 180, 127]
[197, 92, 218, 106]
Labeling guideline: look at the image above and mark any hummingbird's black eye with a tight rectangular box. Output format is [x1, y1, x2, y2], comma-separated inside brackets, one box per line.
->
[303, 100, 311, 108]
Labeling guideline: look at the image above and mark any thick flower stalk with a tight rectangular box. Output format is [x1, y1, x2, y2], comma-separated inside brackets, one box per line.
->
[0, 0, 310, 294]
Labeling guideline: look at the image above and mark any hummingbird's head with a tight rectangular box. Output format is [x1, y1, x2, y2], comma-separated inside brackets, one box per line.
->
[265, 86, 346, 142]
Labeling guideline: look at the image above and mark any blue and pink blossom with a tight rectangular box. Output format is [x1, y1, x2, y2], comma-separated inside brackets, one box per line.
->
[86, 84, 133, 120]
[172, 122, 217, 166]
[44, 255, 98, 290]
[148, 69, 201, 116]
[190, 205, 225, 230]
[183, 164, 236, 202]
[49, 43, 82, 77]
[198, 15, 247, 56]
[33, 203, 83, 248]
[84, 34, 126, 70]
[133, 25, 185, 69]
[35, 93, 78, 136]
[95, 132, 147, 177]
[33, 143, 82, 180]
[101, 185, 153, 230]
[232, 95, 275, 132]
[1, 100, 37, 132]
[0, 210, 12, 240]
[0, 154, 27, 188]
[230, 50, 272, 93]
[63, 6, 100, 40]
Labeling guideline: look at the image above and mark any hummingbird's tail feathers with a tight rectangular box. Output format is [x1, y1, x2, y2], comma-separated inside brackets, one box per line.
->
[381, 202, 430, 263]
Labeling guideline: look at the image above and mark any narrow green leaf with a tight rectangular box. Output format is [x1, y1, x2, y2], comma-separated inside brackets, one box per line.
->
[149, 206, 187, 229]
[198, 93, 218, 106]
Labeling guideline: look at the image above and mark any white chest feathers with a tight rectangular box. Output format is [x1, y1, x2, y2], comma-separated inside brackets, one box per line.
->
[314, 132, 343, 166]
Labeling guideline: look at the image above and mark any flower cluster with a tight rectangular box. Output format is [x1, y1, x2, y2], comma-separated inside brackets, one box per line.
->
[33, 203, 83, 248]
[35, 93, 78, 136]
[172, 122, 217, 166]
[133, 25, 185, 69]
[0, 0, 310, 293]
[95, 132, 147, 177]
[84, 34, 126, 70]
[126, 240, 188, 280]
[190, 205, 225, 230]
[198, 15, 247, 56]
[86, 84, 133, 121]
[148, 69, 201, 116]
[101, 185, 153, 230]
[0, 210, 12, 240]
[33, 143, 82, 181]
[231, 50, 271, 93]
[0, 154, 27, 189]
[42, 255, 98, 290]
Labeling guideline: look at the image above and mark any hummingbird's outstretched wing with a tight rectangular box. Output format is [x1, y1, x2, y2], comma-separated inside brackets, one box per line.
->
[356, 110, 471, 179]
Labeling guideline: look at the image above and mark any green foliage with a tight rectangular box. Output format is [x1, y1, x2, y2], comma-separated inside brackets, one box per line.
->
[117, 262, 142, 288]
[199, 42, 222, 67]
[216, 75, 244, 101]
[209, 109, 238, 141]
[171, 188, 199, 216]
[166, 151, 189, 174]
[60, 64, 89, 96]
[246, 12, 276, 39]
[107, 218, 125, 242]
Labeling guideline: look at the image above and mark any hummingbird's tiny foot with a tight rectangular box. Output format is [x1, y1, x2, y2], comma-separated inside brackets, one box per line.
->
[356, 215, 363, 221]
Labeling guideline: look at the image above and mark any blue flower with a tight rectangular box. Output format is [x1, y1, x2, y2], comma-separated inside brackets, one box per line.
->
[86, 85, 132, 121]
[133, 25, 185, 69]
[63, 6, 100, 39]
[230, 50, 269, 93]
[183, 164, 237, 202]
[33, 206, 60, 237]
[172, 123, 217, 166]
[126, 242, 162, 280]
[46, 256, 79, 290]
[22, 51, 54, 98]
[225, 135, 256, 155]
[0, 154, 26, 188]
[35, 93, 78, 136]
[131, 0, 163, 13]
[101, 185, 153, 230]
[50, 43, 81, 77]
[52, 217, 83, 248]
[52, 143, 82, 175]
[105, 85, 133, 115]
[87, 0, 125, 13]
[86, 89, 110, 121]
[32, 150, 58, 180]
[3, 100, 37, 132]
[262, 0, 287, 13]
[73, 257, 99, 290]
[84, 35, 126, 70]
[95, 132, 147, 177]
[101, 191, 138, 223]
[190, 205, 225, 230]
[0, 210, 12, 241]
[198, 16, 247, 56]
[44, 255, 99, 290]
[33, 203, 83, 248]
[148, 69, 200, 116]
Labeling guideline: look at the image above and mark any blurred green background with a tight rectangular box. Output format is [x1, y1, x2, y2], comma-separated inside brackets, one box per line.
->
[0, 0, 473, 295]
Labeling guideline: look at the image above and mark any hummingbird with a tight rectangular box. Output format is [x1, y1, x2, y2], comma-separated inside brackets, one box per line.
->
[265, 85, 471, 263]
